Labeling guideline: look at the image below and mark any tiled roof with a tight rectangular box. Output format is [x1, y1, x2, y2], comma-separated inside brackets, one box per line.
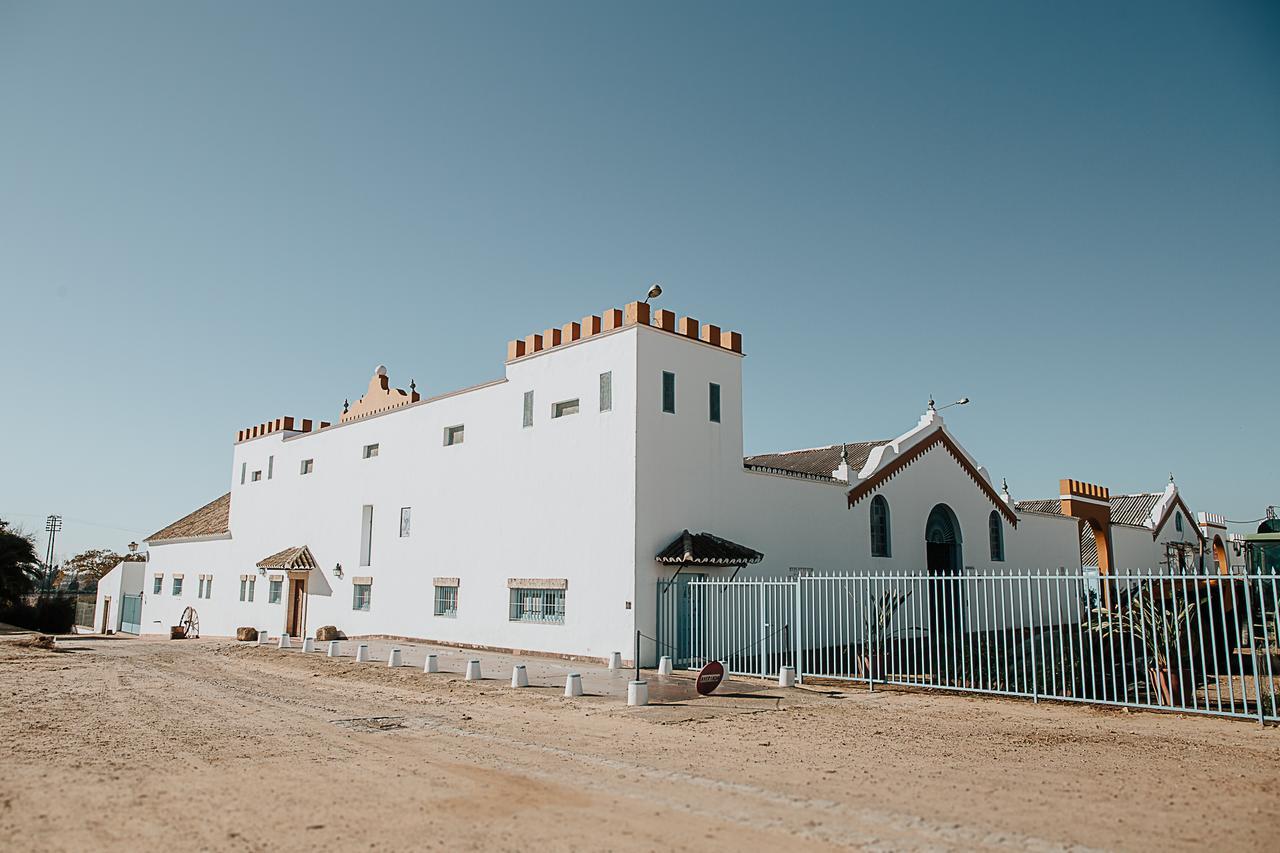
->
[255, 545, 318, 571]
[1015, 493, 1165, 528]
[146, 493, 231, 543]
[1110, 493, 1163, 527]
[656, 530, 764, 567]
[1015, 499, 1063, 516]
[744, 440, 889, 478]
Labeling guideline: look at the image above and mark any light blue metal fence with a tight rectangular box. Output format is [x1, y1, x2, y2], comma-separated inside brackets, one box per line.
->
[657, 570, 1280, 724]
[120, 593, 142, 634]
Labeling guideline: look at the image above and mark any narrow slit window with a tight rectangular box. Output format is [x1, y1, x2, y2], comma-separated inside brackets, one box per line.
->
[240, 462, 246, 485]
[247, 577, 255, 602]
[599, 372, 612, 412]
[267, 456, 274, 479]
[523, 390, 534, 428]
[359, 505, 374, 567]
[662, 371, 676, 414]
[400, 507, 411, 538]
[709, 383, 721, 423]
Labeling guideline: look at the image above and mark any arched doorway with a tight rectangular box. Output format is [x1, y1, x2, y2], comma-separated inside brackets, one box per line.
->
[1213, 535, 1228, 575]
[925, 504, 965, 684]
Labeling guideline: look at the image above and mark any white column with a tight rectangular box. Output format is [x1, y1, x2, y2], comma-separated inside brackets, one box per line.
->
[564, 673, 583, 697]
[511, 665, 528, 688]
[327, 640, 340, 657]
[465, 660, 481, 681]
[424, 654, 439, 673]
[355, 643, 369, 663]
[627, 680, 649, 706]
[658, 655, 673, 676]
[388, 647, 402, 667]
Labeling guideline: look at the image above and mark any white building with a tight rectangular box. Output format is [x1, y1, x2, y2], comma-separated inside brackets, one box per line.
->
[140, 300, 1221, 661]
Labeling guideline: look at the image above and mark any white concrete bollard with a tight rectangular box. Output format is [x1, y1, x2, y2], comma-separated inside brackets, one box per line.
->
[779, 665, 796, 688]
[327, 640, 340, 657]
[388, 647, 402, 667]
[424, 654, 439, 673]
[511, 665, 528, 688]
[564, 673, 583, 697]
[608, 651, 622, 671]
[355, 643, 369, 663]
[302, 637, 315, 653]
[465, 660, 481, 681]
[657, 655, 673, 676]
[278, 634, 292, 650]
[627, 680, 649, 706]
[258, 631, 271, 646]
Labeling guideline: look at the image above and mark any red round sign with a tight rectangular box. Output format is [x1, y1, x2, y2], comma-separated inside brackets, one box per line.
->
[696, 660, 725, 695]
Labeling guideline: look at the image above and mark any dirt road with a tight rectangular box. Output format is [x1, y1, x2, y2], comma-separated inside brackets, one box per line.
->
[1, 634, 1276, 851]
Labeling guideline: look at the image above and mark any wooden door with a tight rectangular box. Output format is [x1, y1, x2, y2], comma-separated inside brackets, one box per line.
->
[287, 579, 306, 637]
[101, 598, 111, 634]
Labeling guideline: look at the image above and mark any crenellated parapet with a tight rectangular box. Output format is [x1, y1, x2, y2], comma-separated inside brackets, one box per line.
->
[505, 301, 743, 362]
[236, 416, 329, 444]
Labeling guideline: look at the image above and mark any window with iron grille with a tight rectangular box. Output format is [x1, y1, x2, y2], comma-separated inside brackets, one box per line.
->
[172, 577, 183, 596]
[599, 372, 612, 412]
[989, 511, 1005, 561]
[239, 578, 247, 601]
[870, 495, 892, 558]
[661, 371, 676, 414]
[353, 582, 372, 611]
[434, 585, 457, 617]
[269, 579, 282, 604]
[247, 577, 255, 602]
[509, 588, 565, 624]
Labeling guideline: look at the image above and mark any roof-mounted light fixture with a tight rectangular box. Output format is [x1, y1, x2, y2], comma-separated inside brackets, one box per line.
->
[929, 396, 970, 412]
[643, 283, 662, 304]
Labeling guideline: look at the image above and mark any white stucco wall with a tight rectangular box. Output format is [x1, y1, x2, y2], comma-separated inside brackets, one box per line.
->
[94, 560, 145, 633]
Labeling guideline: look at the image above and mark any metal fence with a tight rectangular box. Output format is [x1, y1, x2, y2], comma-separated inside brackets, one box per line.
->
[657, 570, 1280, 724]
[74, 593, 96, 629]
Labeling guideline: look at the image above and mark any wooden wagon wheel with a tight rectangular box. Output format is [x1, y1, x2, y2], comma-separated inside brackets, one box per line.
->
[180, 607, 200, 639]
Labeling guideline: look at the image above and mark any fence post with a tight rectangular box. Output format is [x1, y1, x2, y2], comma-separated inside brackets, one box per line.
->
[1027, 575, 1038, 703]
[793, 577, 803, 684]
[1242, 580, 1265, 726]
[759, 584, 768, 680]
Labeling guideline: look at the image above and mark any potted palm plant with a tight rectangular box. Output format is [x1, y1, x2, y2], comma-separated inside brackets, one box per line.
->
[1089, 582, 1197, 706]
[856, 588, 911, 682]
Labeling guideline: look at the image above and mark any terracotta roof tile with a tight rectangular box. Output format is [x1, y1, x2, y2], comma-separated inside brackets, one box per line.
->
[744, 440, 889, 479]
[146, 493, 231, 543]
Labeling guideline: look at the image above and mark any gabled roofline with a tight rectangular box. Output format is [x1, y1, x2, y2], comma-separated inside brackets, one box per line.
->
[1151, 493, 1204, 544]
[846, 427, 1019, 527]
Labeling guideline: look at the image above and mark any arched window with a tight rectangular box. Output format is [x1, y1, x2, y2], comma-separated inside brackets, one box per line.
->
[988, 511, 1005, 562]
[870, 495, 891, 557]
[1175, 511, 1183, 532]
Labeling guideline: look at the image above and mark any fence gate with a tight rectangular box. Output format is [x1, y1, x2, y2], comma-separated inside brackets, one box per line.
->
[120, 593, 142, 634]
[658, 577, 795, 677]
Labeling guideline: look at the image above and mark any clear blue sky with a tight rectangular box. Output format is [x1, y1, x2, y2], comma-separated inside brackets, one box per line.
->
[1, 1, 1276, 560]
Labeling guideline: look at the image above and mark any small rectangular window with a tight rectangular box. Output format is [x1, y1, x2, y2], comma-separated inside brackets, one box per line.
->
[267, 455, 274, 479]
[251, 470, 262, 482]
[172, 577, 183, 596]
[709, 383, 721, 423]
[153, 576, 163, 595]
[509, 588, 565, 624]
[662, 371, 676, 414]
[269, 579, 282, 604]
[400, 507, 411, 538]
[300, 458, 314, 475]
[240, 462, 246, 485]
[523, 390, 534, 428]
[363, 443, 379, 459]
[444, 425, 465, 446]
[204, 577, 213, 599]
[197, 578, 205, 598]
[599, 372, 612, 412]
[360, 505, 374, 567]
[434, 585, 458, 617]
[247, 577, 255, 602]
[353, 582, 372, 611]
[239, 578, 247, 602]
[552, 399, 580, 419]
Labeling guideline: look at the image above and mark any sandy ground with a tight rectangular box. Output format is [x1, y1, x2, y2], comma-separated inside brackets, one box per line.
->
[1, 632, 1277, 852]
